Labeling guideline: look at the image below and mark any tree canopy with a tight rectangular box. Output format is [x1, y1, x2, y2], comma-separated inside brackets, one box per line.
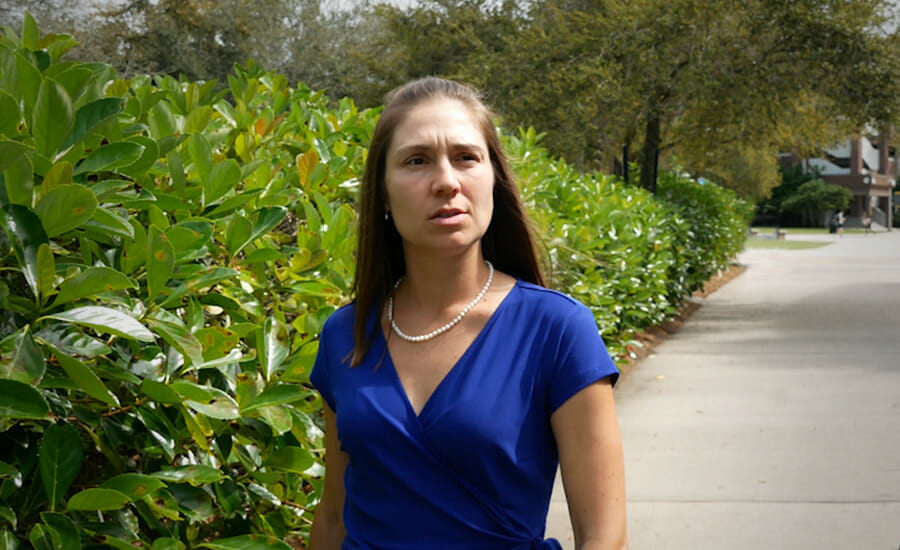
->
[6, 0, 900, 200]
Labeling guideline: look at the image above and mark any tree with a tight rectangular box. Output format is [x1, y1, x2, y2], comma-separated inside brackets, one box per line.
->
[782, 180, 853, 226]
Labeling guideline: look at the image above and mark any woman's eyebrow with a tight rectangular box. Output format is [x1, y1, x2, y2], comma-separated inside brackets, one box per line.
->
[394, 142, 486, 156]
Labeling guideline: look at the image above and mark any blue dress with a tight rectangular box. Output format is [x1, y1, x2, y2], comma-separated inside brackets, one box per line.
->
[310, 280, 619, 549]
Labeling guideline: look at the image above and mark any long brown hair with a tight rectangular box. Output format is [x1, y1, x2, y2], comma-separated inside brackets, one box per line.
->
[351, 77, 544, 366]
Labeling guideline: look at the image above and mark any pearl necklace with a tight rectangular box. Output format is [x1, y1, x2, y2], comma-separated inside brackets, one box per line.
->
[388, 261, 494, 343]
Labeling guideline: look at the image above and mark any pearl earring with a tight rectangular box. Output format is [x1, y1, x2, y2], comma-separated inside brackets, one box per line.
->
[384, 211, 390, 221]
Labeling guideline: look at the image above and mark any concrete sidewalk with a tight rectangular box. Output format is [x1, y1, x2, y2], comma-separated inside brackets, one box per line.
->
[545, 230, 900, 549]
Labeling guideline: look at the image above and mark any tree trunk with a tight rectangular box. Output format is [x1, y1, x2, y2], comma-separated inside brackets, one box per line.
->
[640, 113, 661, 193]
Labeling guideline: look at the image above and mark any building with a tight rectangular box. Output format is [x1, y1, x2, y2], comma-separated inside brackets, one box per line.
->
[787, 134, 895, 228]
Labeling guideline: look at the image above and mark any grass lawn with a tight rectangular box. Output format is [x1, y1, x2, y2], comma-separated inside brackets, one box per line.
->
[744, 238, 831, 250]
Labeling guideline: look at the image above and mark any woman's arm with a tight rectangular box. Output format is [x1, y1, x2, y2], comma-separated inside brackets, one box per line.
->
[551, 378, 628, 550]
[308, 403, 348, 550]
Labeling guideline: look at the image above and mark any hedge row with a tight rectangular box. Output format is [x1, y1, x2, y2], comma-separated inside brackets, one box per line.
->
[0, 17, 751, 549]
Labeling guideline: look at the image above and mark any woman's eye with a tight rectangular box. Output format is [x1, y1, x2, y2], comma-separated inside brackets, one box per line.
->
[405, 156, 426, 166]
[458, 153, 479, 162]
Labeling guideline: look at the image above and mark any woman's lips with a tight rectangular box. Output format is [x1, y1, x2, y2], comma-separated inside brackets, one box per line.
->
[429, 210, 465, 225]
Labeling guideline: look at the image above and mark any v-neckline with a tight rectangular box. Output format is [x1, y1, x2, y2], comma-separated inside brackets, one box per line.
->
[380, 280, 520, 422]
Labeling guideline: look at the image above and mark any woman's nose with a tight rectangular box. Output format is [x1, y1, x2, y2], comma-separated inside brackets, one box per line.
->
[432, 157, 460, 195]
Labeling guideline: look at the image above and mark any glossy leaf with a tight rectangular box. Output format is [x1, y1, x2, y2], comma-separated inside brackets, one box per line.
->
[139, 379, 183, 404]
[203, 158, 241, 206]
[3, 154, 34, 207]
[81, 206, 135, 238]
[32, 78, 74, 159]
[29, 523, 58, 550]
[263, 446, 314, 474]
[35, 324, 111, 358]
[144, 311, 203, 366]
[296, 149, 318, 192]
[53, 267, 135, 307]
[100, 473, 166, 499]
[40, 306, 155, 342]
[0, 91, 20, 138]
[35, 243, 54, 305]
[151, 465, 223, 486]
[197, 535, 292, 550]
[0, 379, 51, 419]
[0, 327, 45, 385]
[226, 214, 252, 256]
[147, 225, 174, 301]
[39, 423, 84, 509]
[66, 488, 131, 511]
[147, 101, 177, 139]
[0, 528, 18, 550]
[51, 347, 119, 407]
[195, 327, 239, 361]
[73, 142, 144, 175]
[38, 513, 81, 550]
[187, 133, 213, 183]
[259, 317, 289, 383]
[0, 139, 30, 172]
[61, 97, 125, 151]
[230, 206, 287, 256]
[0, 204, 49, 301]
[39, 161, 73, 195]
[241, 384, 309, 413]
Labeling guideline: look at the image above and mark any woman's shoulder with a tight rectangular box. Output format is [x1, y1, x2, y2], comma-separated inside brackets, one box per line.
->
[508, 280, 594, 325]
[513, 280, 586, 311]
[320, 302, 359, 339]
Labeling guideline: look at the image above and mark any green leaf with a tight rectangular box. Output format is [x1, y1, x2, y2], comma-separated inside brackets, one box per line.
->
[144, 310, 203, 366]
[73, 142, 144, 175]
[38, 512, 81, 550]
[0, 506, 15, 531]
[0, 379, 51, 419]
[147, 225, 174, 301]
[152, 538, 185, 550]
[241, 384, 310, 413]
[229, 206, 287, 256]
[22, 12, 40, 49]
[61, 97, 126, 151]
[147, 101, 177, 139]
[0, 139, 30, 172]
[15, 52, 42, 118]
[83, 207, 134, 239]
[187, 134, 213, 183]
[35, 243, 54, 304]
[204, 159, 241, 206]
[0, 327, 45, 385]
[165, 221, 212, 263]
[196, 536, 292, 550]
[263, 446, 314, 474]
[3, 154, 34, 207]
[170, 380, 239, 420]
[29, 523, 58, 550]
[40, 161, 73, 195]
[100, 473, 166, 499]
[139, 379, 183, 404]
[151, 465, 223, 486]
[0, 528, 19, 550]
[0, 91, 21, 139]
[66, 488, 131, 511]
[121, 219, 147, 274]
[32, 78, 74, 158]
[259, 317, 289, 382]
[39, 423, 84, 509]
[35, 324, 111, 357]
[50, 346, 119, 407]
[40, 306, 155, 342]
[159, 266, 239, 309]
[194, 327, 239, 361]
[53, 267, 136, 307]
[225, 214, 252, 256]
[242, 248, 282, 264]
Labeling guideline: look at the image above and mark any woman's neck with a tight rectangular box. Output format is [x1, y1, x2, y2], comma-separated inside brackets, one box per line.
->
[397, 247, 489, 313]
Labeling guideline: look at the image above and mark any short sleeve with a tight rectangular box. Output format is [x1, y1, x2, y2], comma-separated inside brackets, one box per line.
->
[547, 302, 619, 412]
[309, 324, 335, 411]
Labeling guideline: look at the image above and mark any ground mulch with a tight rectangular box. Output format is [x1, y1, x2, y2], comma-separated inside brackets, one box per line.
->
[615, 262, 747, 383]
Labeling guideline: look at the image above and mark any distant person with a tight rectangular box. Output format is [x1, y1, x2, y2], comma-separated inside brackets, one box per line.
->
[308, 77, 627, 549]
[862, 213, 872, 234]
[837, 211, 845, 235]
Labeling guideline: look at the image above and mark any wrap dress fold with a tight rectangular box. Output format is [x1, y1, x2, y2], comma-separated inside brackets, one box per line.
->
[311, 280, 619, 549]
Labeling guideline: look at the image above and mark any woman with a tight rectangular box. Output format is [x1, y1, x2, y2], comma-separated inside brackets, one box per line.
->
[309, 77, 627, 550]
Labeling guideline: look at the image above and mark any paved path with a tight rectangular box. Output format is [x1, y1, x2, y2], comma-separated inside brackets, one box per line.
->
[545, 230, 900, 549]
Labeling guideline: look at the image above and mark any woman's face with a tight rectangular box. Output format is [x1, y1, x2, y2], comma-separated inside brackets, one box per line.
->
[384, 98, 495, 258]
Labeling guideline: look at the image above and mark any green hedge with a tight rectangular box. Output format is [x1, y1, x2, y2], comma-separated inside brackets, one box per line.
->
[0, 17, 752, 548]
